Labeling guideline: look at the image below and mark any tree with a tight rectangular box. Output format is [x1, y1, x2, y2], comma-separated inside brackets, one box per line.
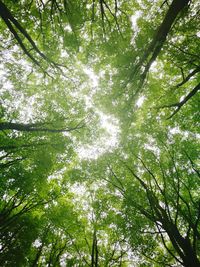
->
[104, 136, 200, 266]
[129, 0, 191, 96]
[0, 120, 85, 132]
[0, 0, 199, 266]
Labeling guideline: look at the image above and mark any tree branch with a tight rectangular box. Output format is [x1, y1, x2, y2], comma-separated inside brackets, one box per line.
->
[159, 82, 200, 119]
[129, 0, 190, 96]
[0, 121, 85, 133]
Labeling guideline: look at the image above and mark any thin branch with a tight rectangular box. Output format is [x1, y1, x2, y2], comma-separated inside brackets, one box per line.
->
[176, 66, 200, 87]
[0, 0, 65, 73]
[159, 82, 200, 119]
[184, 150, 200, 178]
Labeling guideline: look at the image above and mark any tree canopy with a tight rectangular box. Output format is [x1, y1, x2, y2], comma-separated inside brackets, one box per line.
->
[0, 0, 199, 266]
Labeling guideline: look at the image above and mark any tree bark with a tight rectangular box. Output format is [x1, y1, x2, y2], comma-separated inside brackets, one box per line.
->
[159, 82, 200, 119]
[0, 122, 83, 133]
[130, 0, 190, 95]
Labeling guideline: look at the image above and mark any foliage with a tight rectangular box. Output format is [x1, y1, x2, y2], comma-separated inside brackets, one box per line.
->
[0, 0, 199, 266]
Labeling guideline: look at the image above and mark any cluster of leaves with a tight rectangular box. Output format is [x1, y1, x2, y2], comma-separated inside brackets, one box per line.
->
[0, 0, 199, 266]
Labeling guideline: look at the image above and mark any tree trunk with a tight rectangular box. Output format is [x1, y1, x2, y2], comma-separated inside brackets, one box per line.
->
[131, 0, 190, 95]
[0, 122, 78, 133]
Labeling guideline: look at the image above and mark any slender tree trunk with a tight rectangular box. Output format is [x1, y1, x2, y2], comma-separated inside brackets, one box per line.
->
[31, 244, 44, 267]
[91, 229, 98, 267]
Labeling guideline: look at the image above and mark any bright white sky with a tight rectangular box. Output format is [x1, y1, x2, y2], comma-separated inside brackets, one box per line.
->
[77, 67, 120, 159]
[77, 11, 146, 160]
[0, 34, 145, 161]
[77, 66, 145, 159]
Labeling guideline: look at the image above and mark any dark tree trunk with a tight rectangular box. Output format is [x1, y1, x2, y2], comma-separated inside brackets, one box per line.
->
[131, 0, 190, 95]
[0, 122, 81, 133]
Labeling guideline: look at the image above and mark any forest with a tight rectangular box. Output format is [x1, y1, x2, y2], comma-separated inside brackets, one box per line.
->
[0, 0, 199, 266]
